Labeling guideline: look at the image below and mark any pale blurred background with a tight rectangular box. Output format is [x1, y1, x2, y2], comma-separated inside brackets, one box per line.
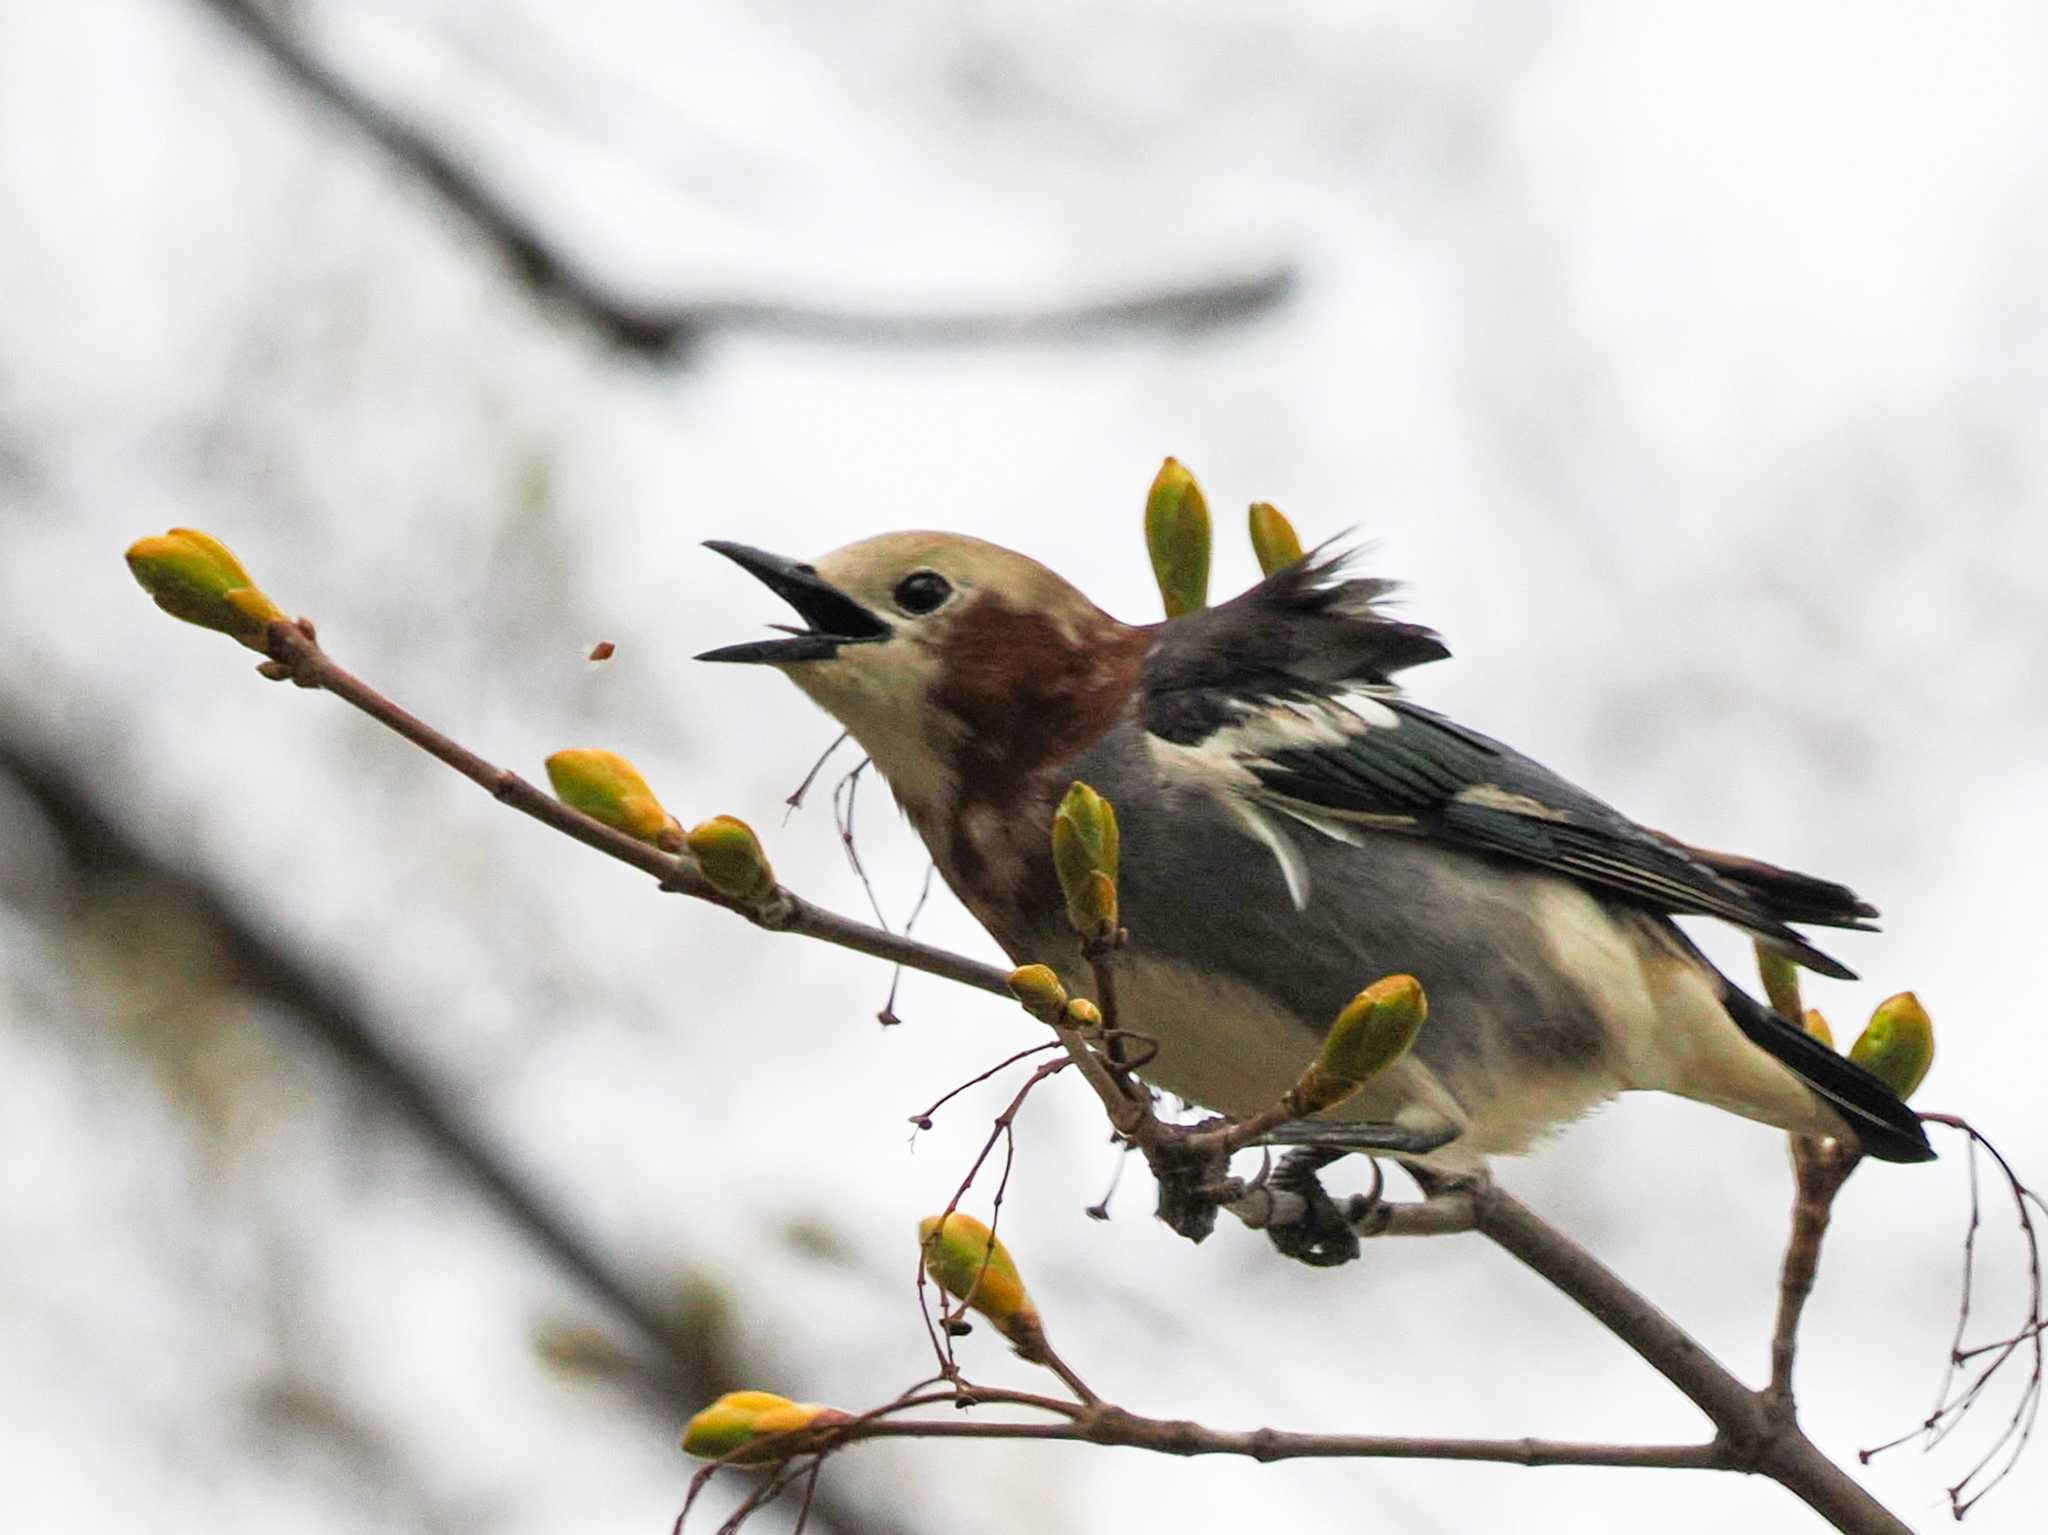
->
[4, 2, 2045, 1532]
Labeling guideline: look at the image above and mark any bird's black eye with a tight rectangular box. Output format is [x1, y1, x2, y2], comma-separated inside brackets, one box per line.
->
[892, 570, 953, 615]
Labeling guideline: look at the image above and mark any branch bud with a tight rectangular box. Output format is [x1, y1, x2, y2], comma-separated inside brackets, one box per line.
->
[1290, 974, 1428, 1115]
[1144, 457, 1211, 617]
[544, 749, 684, 849]
[1006, 965, 1068, 1023]
[124, 528, 286, 650]
[685, 815, 779, 904]
[1060, 996, 1102, 1031]
[918, 1212, 1039, 1343]
[1248, 502, 1305, 576]
[1754, 944, 1803, 1021]
[1802, 1008, 1834, 1050]
[1051, 781, 1120, 942]
[1849, 991, 1934, 1101]
[680, 1390, 846, 1462]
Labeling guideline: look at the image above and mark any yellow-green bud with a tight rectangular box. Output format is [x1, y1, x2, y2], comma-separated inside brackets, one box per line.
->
[124, 528, 286, 650]
[681, 1391, 844, 1462]
[1060, 996, 1103, 1031]
[1755, 944, 1803, 1021]
[1802, 1008, 1834, 1051]
[918, 1212, 1038, 1341]
[1292, 974, 1428, 1115]
[1006, 965, 1068, 1023]
[1051, 781, 1120, 941]
[1145, 457, 1211, 618]
[1849, 992, 1934, 1101]
[686, 815, 778, 903]
[1248, 502, 1305, 576]
[545, 749, 683, 849]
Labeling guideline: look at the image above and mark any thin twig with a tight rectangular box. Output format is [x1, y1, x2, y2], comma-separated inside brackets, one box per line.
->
[257, 619, 1016, 999]
[906, 1043, 1064, 1132]
[1766, 1137, 1860, 1424]
[1863, 1113, 2048, 1517]
[806, 1389, 1731, 1470]
[783, 731, 850, 817]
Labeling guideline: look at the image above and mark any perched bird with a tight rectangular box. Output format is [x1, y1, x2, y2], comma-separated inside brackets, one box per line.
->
[699, 533, 1933, 1171]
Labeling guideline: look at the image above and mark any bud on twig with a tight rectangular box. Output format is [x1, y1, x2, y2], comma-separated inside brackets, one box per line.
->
[124, 528, 286, 650]
[1755, 944, 1803, 1021]
[1802, 1008, 1834, 1050]
[1006, 965, 1068, 1023]
[1060, 996, 1103, 1031]
[1290, 974, 1428, 1116]
[1248, 502, 1305, 576]
[544, 749, 684, 849]
[686, 815, 779, 904]
[918, 1212, 1040, 1343]
[1145, 457, 1211, 618]
[681, 1390, 846, 1462]
[1051, 781, 1120, 942]
[1850, 992, 1935, 1101]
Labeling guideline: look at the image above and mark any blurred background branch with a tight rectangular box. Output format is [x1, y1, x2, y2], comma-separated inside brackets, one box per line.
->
[194, 0, 1296, 356]
[0, 717, 903, 1535]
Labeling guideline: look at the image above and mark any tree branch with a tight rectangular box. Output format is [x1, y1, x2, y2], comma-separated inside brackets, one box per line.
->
[147, 616, 1930, 1532]
[192, 0, 1296, 356]
[834, 1407, 1730, 1471]
[1768, 1139, 1859, 1421]
[1470, 1180, 1915, 1535]
[256, 617, 1017, 997]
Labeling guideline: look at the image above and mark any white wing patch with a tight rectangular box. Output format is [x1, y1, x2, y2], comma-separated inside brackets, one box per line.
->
[1143, 689, 1408, 908]
[1452, 782, 1568, 821]
[1230, 800, 1313, 909]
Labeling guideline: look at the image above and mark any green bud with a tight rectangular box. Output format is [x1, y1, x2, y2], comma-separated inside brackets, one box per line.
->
[681, 1391, 844, 1462]
[125, 528, 286, 649]
[918, 1212, 1038, 1341]
[1292, 974, 1428, 1114]
[1006, 965, 1068, 1023]
[1145, 457, 1211, 618]
[545, 749, 684, 849]
[686, 815, 779, 903]
[1051, 781, 1120, 941]
[1849, 992, 1934, 1101]
[1248, 502, 1305, 576]
[1754, 944, 1803, 1021]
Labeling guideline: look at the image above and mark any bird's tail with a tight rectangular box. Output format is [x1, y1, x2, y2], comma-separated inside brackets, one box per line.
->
[1719, 983, 1935, 1163]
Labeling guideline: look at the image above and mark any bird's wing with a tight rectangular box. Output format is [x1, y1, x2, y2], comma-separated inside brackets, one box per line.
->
[1141, 682, 1869, 979]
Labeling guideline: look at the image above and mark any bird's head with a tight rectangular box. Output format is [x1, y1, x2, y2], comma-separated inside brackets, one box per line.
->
[698, 532, 1146, 813]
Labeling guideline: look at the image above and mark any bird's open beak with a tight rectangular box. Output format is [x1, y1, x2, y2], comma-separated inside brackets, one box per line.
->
[695, 541, 893, 664]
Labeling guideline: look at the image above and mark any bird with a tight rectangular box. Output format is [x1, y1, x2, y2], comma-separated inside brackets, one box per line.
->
[697, 532, 1934, 1174]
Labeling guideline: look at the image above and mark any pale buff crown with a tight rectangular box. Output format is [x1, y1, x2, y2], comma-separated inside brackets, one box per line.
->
[778, 531, 1124, 811]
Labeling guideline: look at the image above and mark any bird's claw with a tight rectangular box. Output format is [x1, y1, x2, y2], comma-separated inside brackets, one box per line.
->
[1258, 1146, 1368, 1267]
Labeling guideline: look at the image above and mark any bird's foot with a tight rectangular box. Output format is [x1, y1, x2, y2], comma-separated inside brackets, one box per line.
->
[1249, 1146, 1375, 1267]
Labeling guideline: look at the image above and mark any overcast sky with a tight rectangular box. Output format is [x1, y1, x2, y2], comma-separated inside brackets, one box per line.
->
[4, 3, 2045, 1532]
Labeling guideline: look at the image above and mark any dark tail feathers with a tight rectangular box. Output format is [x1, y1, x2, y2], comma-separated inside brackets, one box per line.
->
[1721, 985, 1935, 1163]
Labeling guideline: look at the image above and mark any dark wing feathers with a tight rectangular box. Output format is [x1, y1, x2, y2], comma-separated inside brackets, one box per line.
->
[1651, 837, 1880, 928]
[1142, 544, 1448, 745]
[1140, 554, 1878, 976]
[1248, 700, 1864, 977]
[1720, 985, 1933, 1161]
